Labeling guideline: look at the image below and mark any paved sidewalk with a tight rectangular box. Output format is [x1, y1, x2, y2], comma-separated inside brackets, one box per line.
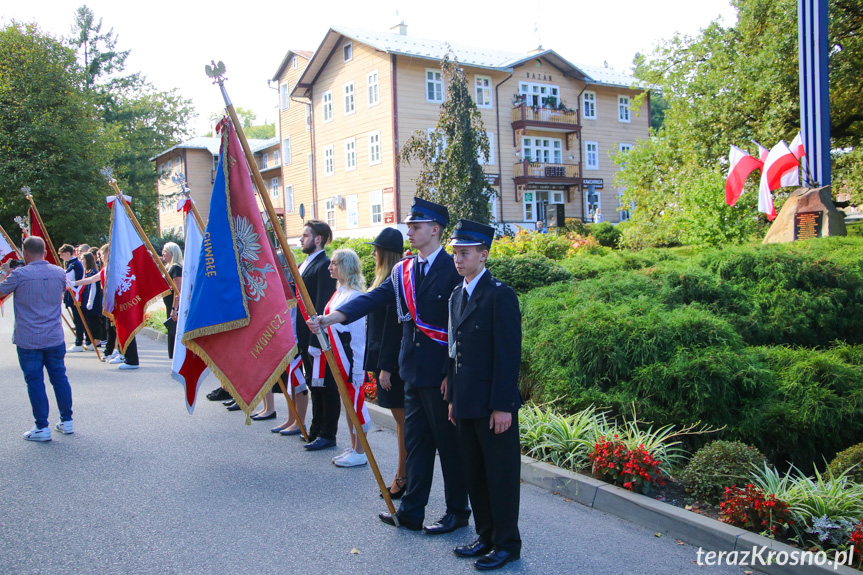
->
[0, 309, 749, 574]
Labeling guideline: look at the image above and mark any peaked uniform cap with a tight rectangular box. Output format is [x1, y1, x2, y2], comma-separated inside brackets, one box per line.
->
[403, 197, 449, 227]
[449, 219, 494, 247]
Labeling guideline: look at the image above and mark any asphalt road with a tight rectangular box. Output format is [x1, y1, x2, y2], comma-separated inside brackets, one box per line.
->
[0, 306, 751, 575]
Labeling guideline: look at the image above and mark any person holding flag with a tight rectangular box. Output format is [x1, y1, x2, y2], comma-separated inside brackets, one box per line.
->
[58, 244, 86, 352]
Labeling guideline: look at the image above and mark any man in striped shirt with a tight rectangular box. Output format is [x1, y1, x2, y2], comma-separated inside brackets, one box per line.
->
[0, 237, 74, 442]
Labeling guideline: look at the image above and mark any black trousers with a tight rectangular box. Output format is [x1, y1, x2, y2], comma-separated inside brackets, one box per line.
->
[104, 322, 116, 355]
[167, 320, 176, 359]
[70, 308, 85, 346]
[398, 382, 470, 524]
[123, 337, 139, 366]
[456, 416, 522, 554]
[304, 350, 340, 441]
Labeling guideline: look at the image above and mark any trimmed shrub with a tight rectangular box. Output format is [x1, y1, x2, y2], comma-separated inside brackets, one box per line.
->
[828, 443, 863, 486]
[487, 256, 571, 295]
[680, 441, 767, 504]
[588, 222, 622, 248]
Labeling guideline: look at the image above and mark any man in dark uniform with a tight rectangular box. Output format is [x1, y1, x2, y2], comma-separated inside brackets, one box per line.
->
[311, 198, 469, 533]
[446, 220, 522, 571]
[296, 220, 337, 450]
[57, 244, 85, 352]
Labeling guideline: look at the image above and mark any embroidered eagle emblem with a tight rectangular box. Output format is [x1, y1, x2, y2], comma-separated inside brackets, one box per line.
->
[116, 262, 136, 295]
[234, 215, 274, 302]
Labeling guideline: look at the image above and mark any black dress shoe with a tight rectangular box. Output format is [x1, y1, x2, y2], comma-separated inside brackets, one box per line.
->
[222, 399, 235, 406]
[475, 550, 520, 571]
[207, 388, 232, 401]
[454, 539, 493, 558]
[250, 411, 276, 421]
[378, 512, 422, 531]
[423, 513, 470, 535]
[303, 437, 336, 451]
[226, 403, 241, 412]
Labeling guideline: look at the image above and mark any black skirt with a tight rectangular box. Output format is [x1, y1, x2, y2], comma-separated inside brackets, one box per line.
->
[375, 369, 405, 409]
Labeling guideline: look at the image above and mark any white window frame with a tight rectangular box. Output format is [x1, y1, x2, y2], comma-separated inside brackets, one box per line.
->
[325, 199, 336, 228]
[585, 141, 600, 170]
[585, 187, 602, 221]
[522, 136, 563, 164]
[367, 70, 380, 107]
[475, 75, 492, 109]
[489, 192, 498, 223]
[307, 153, 313, 182]
[292, 56, 298, 69]
[519, 82, 560, 108]
[273, 150, 280, 166]
[368, 131, 381, 165]
[262, 153, 269, 169]
[582, 91, 597, 120]
[322, 91, 333, 123]
[167, 160, 172, 172]
[283, 137, 292, 165]
[344, 138, 356, 171]
[346, 194, 359, 228]
[369, 189, 382, 224]
[618, 95, 631, 123]
[280, 82, 290, 110]
[344, 82, 355, 116]
[285, 185, 295, 213]
[343, 42, 353, 63]
[425, 68, 443, 103]
[323, 145, 334, 176]
[522, 190, 564, 222]
[271, 177, 279, 197]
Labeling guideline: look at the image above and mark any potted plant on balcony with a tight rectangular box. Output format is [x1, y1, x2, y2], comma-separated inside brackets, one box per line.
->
[512, 93, 527, 106]
[542, 96, 558, 108]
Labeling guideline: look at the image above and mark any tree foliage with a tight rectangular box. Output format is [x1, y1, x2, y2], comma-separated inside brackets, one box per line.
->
[620, 0, 863, 248]
[399, 50, 495, 227]
[0, 22, 111, 246]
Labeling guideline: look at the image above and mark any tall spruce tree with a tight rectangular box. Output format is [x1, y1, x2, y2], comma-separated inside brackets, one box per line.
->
[400, 50, 496, 228]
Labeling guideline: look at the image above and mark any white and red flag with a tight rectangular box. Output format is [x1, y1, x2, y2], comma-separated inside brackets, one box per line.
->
[725, 146, 762, 206]
[753, 140, 770, 162]
[758, 140, 801, 221]
[103, 195, 171, 353]
[0, 226, 17, 265]
[171, 198, 210, 414]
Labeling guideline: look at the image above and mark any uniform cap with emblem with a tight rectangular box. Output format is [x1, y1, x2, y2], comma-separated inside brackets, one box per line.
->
[403, 197, 449, 228]
[448, 219, 495, 248]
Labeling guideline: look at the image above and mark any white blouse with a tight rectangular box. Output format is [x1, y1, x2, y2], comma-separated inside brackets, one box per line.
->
[329, 286, 367, 385]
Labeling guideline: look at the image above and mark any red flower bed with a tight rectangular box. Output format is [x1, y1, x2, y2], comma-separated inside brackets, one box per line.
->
[589, 435, 665, 495]
[719, 484, 793, 537]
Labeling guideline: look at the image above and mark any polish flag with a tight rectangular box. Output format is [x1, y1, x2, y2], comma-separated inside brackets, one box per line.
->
[0, 228, 17, 264]
[171, 198, 210, 414]
[27, 207, 59, 266]
[753, 140, 770, 162]
[103, 195, 170, 354]
[725, 146, 762, 206]
[788, 133, 806, 160]
[758, 141, 800, 221]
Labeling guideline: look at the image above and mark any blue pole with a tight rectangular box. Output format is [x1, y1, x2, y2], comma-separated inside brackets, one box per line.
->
[798, 0, 830, 186]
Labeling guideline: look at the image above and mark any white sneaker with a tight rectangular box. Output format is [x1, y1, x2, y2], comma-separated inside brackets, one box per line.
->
[335, 450, 368, 468]
[118, 363, 139, 370]
[103, 351, 119, 362]
[108, 355, 125, 364]
[82, 344, 91, 351]
[23, 426, 52, 442]
[54, 420, 74, 434]
[332, 448, 354, 464]
[67, 345, 83, 352]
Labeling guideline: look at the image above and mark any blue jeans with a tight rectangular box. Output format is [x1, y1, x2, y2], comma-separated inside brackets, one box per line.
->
[17, 344, 73, 429]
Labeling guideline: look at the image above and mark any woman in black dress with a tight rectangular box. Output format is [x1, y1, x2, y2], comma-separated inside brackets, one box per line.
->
[365, 228, 407, 498]
[161, 242, 183, 359]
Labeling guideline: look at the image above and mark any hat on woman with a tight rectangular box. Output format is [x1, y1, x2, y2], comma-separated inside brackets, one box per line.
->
[367, 227, 404, 254]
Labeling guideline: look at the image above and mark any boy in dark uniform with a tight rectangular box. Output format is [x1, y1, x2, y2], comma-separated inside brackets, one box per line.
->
[446, 220, 522, 571]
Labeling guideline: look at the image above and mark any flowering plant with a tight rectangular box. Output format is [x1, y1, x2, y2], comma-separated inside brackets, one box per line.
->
[850, 521, 863, 561]
[719, 484, 793, 537]
[364, 372, 377, 402]
[589, 435, 665, 494]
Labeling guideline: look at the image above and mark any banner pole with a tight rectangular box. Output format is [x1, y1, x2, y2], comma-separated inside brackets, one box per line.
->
[207, 61, 397, 522]
[0, 225, 22, 259]
[23, 190, 102, 361]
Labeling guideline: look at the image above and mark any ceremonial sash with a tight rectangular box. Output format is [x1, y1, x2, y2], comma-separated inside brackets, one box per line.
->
[282, 354, 307, 397]
[393, 258, 448, 346]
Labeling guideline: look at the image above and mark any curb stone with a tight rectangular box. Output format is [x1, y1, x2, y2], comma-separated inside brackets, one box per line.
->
[141, 326, 168, 343]
[367, 403, 859, 575]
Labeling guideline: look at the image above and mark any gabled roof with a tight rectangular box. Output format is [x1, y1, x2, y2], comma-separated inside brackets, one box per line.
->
[250, 137, 279, 153]
[271, 49, 315, 82]
[150, 136, 273, 162]
[293, 26, 644, 98]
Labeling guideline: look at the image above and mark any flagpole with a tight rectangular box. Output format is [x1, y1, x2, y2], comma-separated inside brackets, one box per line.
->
[23, 188, 102, 361]
[207, 61, 398, 523]
[101, 173, 179, 295]
[0, 224, 22, 259]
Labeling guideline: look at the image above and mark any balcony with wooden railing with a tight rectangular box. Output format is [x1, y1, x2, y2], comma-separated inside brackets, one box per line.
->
[513, 161, 582, 187]
[511, 103, 581, 148]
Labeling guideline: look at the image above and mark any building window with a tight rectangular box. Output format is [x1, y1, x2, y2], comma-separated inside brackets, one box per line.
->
[345, 138, 356, 171]
[489, 192, 498, 223]
[523, 190, 564, 222]
[324, 145, 334, 176]
[346, 195, 358, 228]
[367, 71, 379, 107]
[344, 82, 355, 115]
[167, 160, 173, 172]
[262, 153, 269, 169]
[426, 69, 443, 103]
[582, 91, 597, 119]
[585, 141, 599, 170]
[618, 95, 630, 123]
[307, 153, 313, 182]
[280, 82, 290, 110]
[271, 177, 279, 197]
[273, 150, 280, 166]
[343, 42, 353, 63]
[292, 56, 298, 69]
[283, 137, 292, 165]
[369, 189, 382, 224]
[368, 131, 381, 165]
[522, 137, 562, 164]
[322, 91, 333, 123]
[159, 163, 165, 175]
[175, 156, 182, 171]
[325, 199, 336, 228]
[475, 75, 492, 109]
[305, 104, 311, 131]
[285, 185, 294, 213]
[178, 225, 183, 237]
[479, 131, 495, 165]
[519, 82, 560, 108]
[585, 186, 601, 221]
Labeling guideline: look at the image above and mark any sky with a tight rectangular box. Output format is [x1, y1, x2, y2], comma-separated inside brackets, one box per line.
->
[2, 0, 738, 139]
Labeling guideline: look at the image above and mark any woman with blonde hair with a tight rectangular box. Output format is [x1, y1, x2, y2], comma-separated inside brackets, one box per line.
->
[161, 242, 184, 359]
[364, 228, 408, 497]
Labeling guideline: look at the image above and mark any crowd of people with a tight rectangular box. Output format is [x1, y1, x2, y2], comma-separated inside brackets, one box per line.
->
[2, 197, 524, 571]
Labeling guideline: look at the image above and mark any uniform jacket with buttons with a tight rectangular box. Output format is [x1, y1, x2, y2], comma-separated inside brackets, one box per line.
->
[338, 251, 460, 388]
[446, 270, 522, 419]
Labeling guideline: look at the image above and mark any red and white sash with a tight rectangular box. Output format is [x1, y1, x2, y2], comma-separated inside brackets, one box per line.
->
[394, 258, 447, 346]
